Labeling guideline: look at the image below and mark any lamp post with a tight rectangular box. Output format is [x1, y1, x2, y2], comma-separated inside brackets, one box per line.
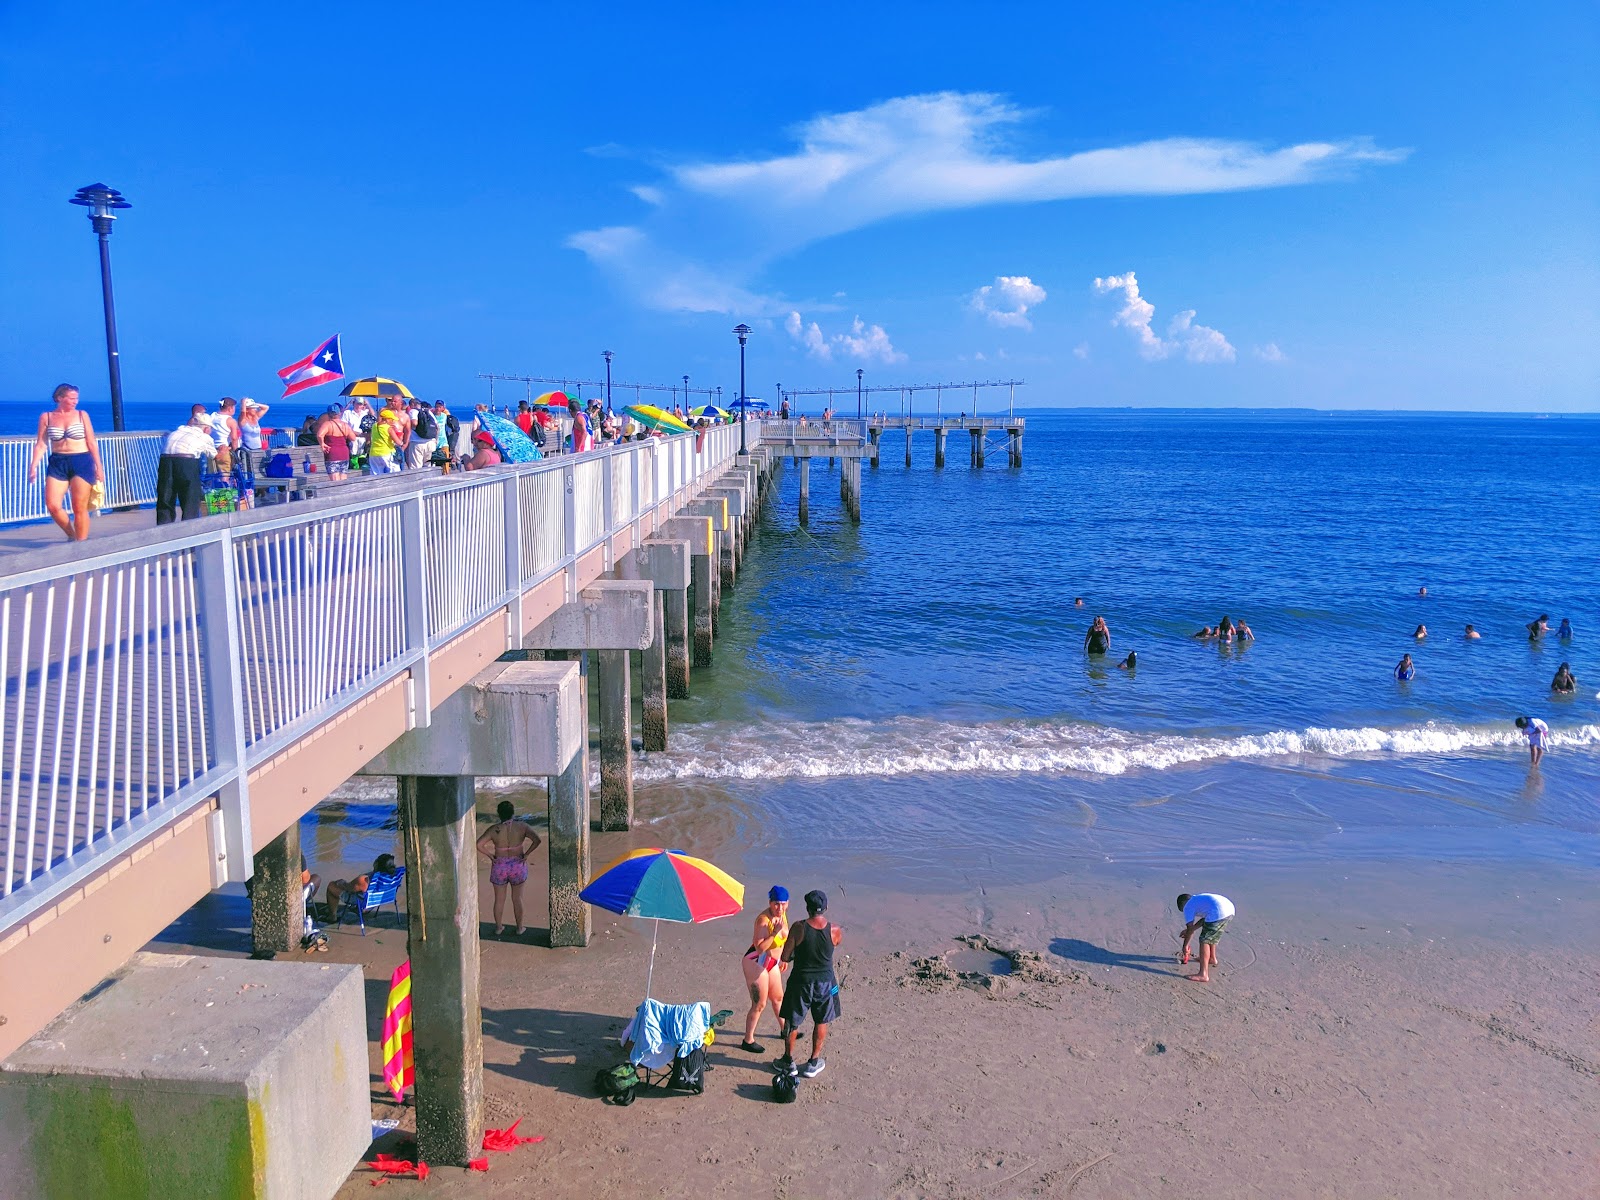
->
[732, 323, 751, 455]
[683, 375, 689, 414]
[856, 368, 864, 422]
[69, 183, 132, 431]
[602, 350, 613, 409]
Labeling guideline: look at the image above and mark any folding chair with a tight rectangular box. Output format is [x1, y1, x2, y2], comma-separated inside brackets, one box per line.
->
[336, 867, 406, 934]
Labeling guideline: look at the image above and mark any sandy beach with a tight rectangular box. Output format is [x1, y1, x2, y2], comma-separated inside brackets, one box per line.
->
[149, 779, 1600, 1200]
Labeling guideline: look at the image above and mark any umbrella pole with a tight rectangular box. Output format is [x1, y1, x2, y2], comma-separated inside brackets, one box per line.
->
[644, 918, 660, 1001]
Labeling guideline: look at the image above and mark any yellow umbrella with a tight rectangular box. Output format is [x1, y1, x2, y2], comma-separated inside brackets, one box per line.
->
[624, 404, 691, 433]
[339, 376, 416, 400]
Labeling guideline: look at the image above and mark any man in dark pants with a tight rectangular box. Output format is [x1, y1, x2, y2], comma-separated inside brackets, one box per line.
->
[778, 889, 844, 1079]
[156, 408, 216, 524]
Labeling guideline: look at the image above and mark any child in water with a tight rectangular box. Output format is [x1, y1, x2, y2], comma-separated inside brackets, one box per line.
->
[1394, 654, 1416, 681]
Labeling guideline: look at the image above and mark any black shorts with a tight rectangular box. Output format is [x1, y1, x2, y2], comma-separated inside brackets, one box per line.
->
[46, 452, 96, 484]
[780, 977, 840, 1028]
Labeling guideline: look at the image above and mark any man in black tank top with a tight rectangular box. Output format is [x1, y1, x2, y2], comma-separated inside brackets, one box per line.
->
[778, 890, 843, 1079]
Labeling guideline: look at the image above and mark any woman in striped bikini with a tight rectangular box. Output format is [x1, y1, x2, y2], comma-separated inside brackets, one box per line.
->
[28, 383, 103, 541]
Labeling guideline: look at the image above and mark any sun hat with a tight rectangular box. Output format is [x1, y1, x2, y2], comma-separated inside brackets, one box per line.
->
[473, 430, 494, 446]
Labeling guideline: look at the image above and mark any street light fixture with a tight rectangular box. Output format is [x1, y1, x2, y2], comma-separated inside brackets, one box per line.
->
[602, 350, 613, 409]
[69, 183, 132, 431]
[856, 368, 864, 422]
[683, 375, 689, 413]
[732, 323, 751, 455]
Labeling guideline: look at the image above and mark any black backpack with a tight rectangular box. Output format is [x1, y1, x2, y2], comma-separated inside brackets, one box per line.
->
[669, 1044, 706, 1094]
[414, 407, 438, 440]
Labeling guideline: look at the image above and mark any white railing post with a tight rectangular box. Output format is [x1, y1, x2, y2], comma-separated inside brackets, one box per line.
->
[601, 452, 615, 569]
[563, 461, 579, 601]
[196, 534, 251, 884]
[399, 495, 431, 729]
[502, 473, 524, 650]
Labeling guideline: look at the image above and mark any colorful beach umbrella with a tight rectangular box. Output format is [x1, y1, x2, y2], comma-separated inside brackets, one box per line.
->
[474, 410, 543, 463]
[690, 404, 730, 420]
[624, 404, 691, 434]
[339, 376, 415, 400]
[534, 390, 570, 410]
[581, 848, 745, 999]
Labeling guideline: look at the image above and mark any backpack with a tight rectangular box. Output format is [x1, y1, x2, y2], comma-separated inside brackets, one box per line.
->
[595, 1063, 639, 1105]
[771, 1067, 798, 1104]
[263, 452, 295, 479]
[414, 408, 438, 440]
[669, 1044, 706, 1094]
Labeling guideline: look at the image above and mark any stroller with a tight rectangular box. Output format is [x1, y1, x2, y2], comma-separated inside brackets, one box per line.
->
[596, 999, 732, 1105]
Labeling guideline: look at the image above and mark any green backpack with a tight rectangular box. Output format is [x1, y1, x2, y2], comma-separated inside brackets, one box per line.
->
[595, 1063, 640, 1105]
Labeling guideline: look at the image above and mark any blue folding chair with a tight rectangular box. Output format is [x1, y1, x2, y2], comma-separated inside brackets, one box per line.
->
[336, 867, 406, 934]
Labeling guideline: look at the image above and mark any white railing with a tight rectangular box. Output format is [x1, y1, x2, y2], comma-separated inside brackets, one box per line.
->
[0, 422, 752, 932]
[0, 433, 167, 525]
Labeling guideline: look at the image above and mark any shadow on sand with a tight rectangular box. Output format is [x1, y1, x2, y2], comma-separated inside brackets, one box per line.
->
[1050, 937, 1174, 977]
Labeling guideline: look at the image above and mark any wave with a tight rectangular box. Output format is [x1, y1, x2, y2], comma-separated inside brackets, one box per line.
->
[632, 716, 1600, 782]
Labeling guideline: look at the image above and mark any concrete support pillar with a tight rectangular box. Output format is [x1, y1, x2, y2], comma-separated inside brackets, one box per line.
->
[970, 428, 985, 468]
[397, 775, 483, 1166]
[664, 587, 690, 697]
[250, 823, 304, 955]
[548, 740, 591, 947]
[596, 648, 633, 830]
[935, 426, 947, 468]
[905, 427, 913, 467]
[1009, 428, 1023, 467]
[798, 456, 811, 525]
[692, 550, 714, 666]
[642, 590, 668, 750]
[869, 427, 881, 468]
[842, 459, 862, 523]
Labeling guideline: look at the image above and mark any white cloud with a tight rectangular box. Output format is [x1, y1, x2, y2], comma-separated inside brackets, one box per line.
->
[1254, 342, 1286, 362]
[785, 311, 906, 364]
[630, 184, 664, 206]
[970, 274, 1047, 329]
[569, 91, 1406, 313]
[1073, 342, 1090, 360]
[1092, 272, 1235, 364]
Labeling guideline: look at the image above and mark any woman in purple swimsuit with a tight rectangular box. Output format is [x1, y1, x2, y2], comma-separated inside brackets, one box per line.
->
[476, 800, 540, 936]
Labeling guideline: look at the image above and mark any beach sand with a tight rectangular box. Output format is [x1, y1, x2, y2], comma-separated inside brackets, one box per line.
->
[189, 782, 1597, 1200]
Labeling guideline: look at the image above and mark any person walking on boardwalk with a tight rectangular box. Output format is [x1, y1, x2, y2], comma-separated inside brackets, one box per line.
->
[476, 801, 540, 936]
[155, 407, 217, 524]
[778, 889, 843, 1079]
[1177, 892, 1235, 983]
[740, 886, 790, 1054]
[28, 383, 103, 542]
[1084, 615, 1111, 655]
[1515, 715, 1549, 766]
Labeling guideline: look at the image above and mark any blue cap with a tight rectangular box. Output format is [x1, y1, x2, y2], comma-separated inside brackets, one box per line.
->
[768, 885, 789, 902]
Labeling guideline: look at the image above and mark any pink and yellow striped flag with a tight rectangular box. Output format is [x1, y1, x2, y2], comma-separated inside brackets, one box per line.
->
[381, 960, 414, 1102]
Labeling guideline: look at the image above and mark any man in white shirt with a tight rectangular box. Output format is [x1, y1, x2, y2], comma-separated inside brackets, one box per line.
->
[1177, 892, 1236, 984]
[1514, 716, 1549, 766]
[157, 407, 219, 525]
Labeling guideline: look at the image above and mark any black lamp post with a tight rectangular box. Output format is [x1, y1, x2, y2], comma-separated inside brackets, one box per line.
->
[602, 350, 613, 409]
[69, 183, 132, 431]
[856, 368, 864, 422]
[683, 375, 689, 412]
[732, 323, 751, 455]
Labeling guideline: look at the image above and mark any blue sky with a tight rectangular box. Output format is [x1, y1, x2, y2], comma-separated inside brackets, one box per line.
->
[2, 2, 1596, 416]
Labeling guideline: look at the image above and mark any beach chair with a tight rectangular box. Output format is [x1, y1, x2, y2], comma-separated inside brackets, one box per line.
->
[335, 867, 406, 934]
[598, 1000, 732, 1105]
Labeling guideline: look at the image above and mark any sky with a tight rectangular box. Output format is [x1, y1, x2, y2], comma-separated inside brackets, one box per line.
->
[1, 2, 1597, 416]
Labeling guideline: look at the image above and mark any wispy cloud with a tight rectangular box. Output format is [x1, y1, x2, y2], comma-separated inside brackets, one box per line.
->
[1254, 342, 1286, 363]
[1092, 272, 1236, 363]
[570, 91, 1406, 313]
[785, 311, 906, 364]
[970, 275, 1047, 330]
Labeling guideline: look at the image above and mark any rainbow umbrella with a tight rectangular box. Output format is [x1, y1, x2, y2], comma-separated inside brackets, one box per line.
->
[534, 390, 570, 411]
[580, 848, 745, 999]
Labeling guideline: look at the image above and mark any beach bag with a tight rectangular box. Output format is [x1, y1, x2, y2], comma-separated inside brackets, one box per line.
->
[414, 407, 438, 440]
[669, 1045, 706, 1094]
[595, 1063, 639, 1105]
[87, 481, 106, 512]
[264, 452, 294, 479]
[771, 1068, 798, 1104]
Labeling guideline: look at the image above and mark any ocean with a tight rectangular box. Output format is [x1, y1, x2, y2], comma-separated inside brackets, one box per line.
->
[295, 410, 1600, 892]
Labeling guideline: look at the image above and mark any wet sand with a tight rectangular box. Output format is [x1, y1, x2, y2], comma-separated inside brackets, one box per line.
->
[193, 779, 1599, 1200]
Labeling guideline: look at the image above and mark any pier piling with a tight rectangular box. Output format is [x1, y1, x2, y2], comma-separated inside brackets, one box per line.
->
[641, 591, 668, 750]
[935, 426, 947, 468]
[250, 824, 306, 956]
[798, 457, 811, 524]
[596, 649, 633, 830]
[547, 744, 592, 947]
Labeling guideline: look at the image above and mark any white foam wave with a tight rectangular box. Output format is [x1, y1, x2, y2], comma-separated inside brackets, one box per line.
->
[632, 717, 1600, 782]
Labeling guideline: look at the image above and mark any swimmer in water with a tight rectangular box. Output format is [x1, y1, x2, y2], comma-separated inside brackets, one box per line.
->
[1557, 618, 1573, 641]
[1413, 624, 1427, 639]
[1117, 651, 1137, 670]
[1418, 586, 1427, 596]
[1192, 626, 1216, 640]
[1464, 624, 1481, 639]
[1083, 615, 1111, 655]
[1551, 663, 1577, 694]
[1394, 653, 1416, 682]
[1073, 597, 1085, 607]
[1527, 614, 1550, 640]
[1234, 619, 1254, 641]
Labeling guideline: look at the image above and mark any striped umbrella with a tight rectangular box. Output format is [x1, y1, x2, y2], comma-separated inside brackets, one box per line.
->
[580, 848, 745, 999]
[338, 376, 415, 400]
[623, 404, 691, 434]
[690, 404, 730, 420]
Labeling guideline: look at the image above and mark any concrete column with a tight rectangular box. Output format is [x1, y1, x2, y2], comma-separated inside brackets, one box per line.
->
[905, 427, 913, 467]
[547, 746, 591, 947]
[692, 550, 714, 666]
[869, 427, 881, 468]
[710, 530, 722, 634]
[664, 587, 690, 697]
[250, 823, 304, 955]
[1009, 428, 1023, 467]
[642, 590, 668, 750]
[798, 456, 810, 525]
[843, 459, 862, 523]
[397, 774, 483, 1166]
[971, 428, 985, 468]
[935, 426, 947, 468]
[596, 648, 632, 830]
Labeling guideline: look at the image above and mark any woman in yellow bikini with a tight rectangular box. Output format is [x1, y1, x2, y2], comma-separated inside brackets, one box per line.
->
[739, 885, 789, 1053]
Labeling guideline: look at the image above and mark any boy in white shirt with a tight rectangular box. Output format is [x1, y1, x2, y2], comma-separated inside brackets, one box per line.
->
[1177, 892, 1236, 983]
[1514, 716, 1549, 766]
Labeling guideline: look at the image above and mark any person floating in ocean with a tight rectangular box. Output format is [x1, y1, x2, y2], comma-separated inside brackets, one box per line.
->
[740, 886, 790, 1054]
[476, 800, 540, 936]
[1073, 597, 1085, 607]
[1394, 653, 1416, 681]
[1527, 614, 1551, 640]
[1413, 624, 1428, 639]
[1234, 619, 1254, 641]
[1117, 651, 1137, 671]
[1083, 616, 1111, 655]
[1464, 624, 1481, 639]
[1192, 626, 1217, 640]
[778, 890, 843, 1080]
[1557, 618, 1573, 641]
[1418, 586, 1428, 596]
[1514, 715, 1549, 766]
[1551, 663, 1577, 694]
[1177, 892, 1235, 984]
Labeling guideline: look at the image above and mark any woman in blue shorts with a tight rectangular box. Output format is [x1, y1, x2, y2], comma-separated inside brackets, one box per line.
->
[27, 383, 103, 542]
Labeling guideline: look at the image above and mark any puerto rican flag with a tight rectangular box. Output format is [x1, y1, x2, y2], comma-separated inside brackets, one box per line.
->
[277, 334, 345, 398]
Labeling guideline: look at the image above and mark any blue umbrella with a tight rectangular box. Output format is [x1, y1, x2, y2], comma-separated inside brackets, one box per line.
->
[475, 410, 542, 463]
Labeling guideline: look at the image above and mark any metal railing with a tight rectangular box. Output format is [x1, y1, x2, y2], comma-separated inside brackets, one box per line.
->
[0, 422, 753, 932]
[755, 419, 869, 441]
[0, 433, 166, 526]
